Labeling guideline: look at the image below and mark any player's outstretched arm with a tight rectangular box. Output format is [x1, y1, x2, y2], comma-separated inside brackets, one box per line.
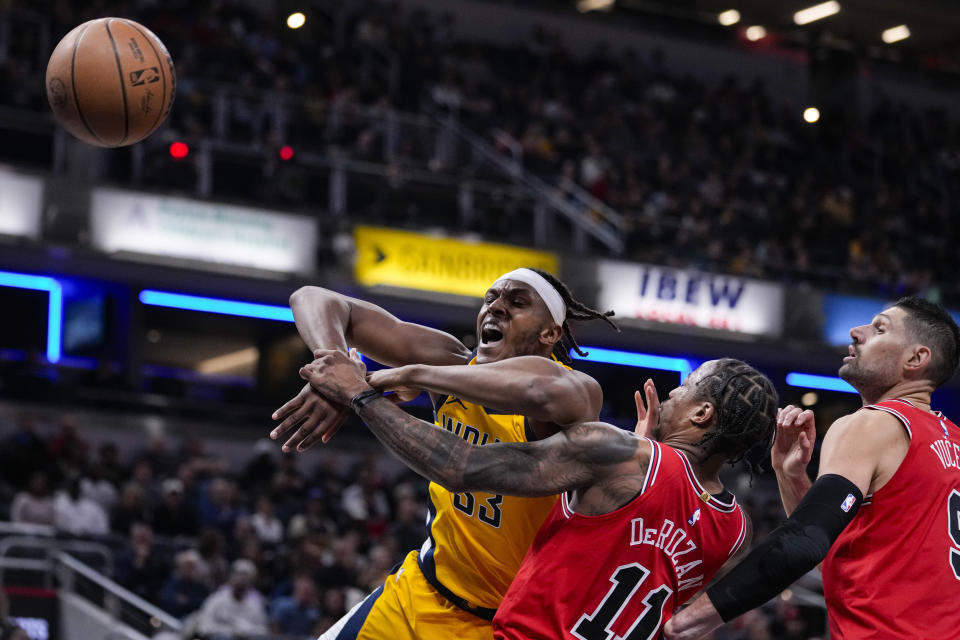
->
[289, 286, 471, 367]
[664, 409, 906, 640]
[272, 287, 473, 451]
[771, 405, 816, 516]
[301, 350, 644, 497]
[367, 356, 603, 427]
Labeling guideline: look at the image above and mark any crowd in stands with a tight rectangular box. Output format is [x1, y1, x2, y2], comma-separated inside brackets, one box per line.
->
[0, 411, 429, 639]
[0, 410, 825, 639]
[3, 1, 959, 307]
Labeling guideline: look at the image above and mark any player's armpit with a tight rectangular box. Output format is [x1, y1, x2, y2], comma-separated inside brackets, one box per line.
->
[816, 409, 910, 497]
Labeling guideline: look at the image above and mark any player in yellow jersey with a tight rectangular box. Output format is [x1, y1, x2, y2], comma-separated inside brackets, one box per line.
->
[270, 268, 618, 640]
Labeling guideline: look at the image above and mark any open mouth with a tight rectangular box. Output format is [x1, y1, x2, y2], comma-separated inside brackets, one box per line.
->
[480, 324, 504, 345]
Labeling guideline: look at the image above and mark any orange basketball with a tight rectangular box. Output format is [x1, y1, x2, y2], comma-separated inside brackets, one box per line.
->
[45, 18, 176, 148]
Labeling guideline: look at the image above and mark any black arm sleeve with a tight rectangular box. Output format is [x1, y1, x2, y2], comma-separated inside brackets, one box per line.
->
[706, 473, 863, 622]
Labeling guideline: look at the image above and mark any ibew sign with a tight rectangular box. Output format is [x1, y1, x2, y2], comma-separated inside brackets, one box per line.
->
[596, 260, 784, 337]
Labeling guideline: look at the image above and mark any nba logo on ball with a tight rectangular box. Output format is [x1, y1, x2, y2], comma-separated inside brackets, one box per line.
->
[129, 67, 160, 86]
[840, 494, 856, 512]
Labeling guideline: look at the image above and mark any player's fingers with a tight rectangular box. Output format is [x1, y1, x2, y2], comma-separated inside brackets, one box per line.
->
[645, 380, 660, 421]
[282, 411, 326, 452]
[271, 395, 303, 422]
[298, 414, 343, 451]
[271, 409, 307, 439]
[799, 409, 815, 425]
[634, 389, 646, 421]
[781, 406, 802, 426]
[321, 418, 346, 444]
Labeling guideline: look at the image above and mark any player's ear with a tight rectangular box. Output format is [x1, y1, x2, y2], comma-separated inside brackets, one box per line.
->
[904, 344, 933, 376]
[539, 322, 562, 347]
[690, 402, 715, 428]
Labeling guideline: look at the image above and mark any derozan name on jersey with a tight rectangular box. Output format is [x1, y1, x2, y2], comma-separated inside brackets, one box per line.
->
[630, 517, 704, 591]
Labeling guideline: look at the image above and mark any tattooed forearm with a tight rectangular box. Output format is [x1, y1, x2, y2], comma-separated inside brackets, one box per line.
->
[357, 397, 472, 490]
[356, 400, 646, 498]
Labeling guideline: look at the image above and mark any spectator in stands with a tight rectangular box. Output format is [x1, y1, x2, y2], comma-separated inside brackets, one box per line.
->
[95, 441, 127, 487]
[47, 415, 89, 480]
[271, 454, 307, 499]
[115, 522, 169, 602]
[152, 478, 198, 537]
[0, 414, 50, 489]
[197, 477, 239, 535]
[195, 559, 268, 639]
[287, 487, 337, 542]
[249, 494, 283, 546]
[111, 482, 151, 533]
[135, 431, 178, 478]
[10, 471, 54, 526]
[340, 459, 390, 538]
[240, 440, 277, 493]
[159, 550, 210, 619]
[268, 574, 320, 636]
[387, 493, 426, 556]
[80, 460, 119, 514]
[195, 529, 230, 589]
[53, 475, 108, 535]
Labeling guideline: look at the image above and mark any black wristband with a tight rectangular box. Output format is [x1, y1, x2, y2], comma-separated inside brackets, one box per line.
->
[350, 388, 382, 414]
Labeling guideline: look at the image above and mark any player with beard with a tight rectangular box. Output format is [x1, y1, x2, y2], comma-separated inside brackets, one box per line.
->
[666, 296, 960, 640]
[299, 352, 779, 640]
[270, 268, 617, 640]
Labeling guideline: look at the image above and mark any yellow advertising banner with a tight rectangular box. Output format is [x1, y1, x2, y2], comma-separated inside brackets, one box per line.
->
[354, 226, 559, 297]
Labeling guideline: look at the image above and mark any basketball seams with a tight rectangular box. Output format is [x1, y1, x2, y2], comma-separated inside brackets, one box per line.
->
[123, 19, 168, 143]
[69, 20, 106, 146]
[103, 19, 130, 146]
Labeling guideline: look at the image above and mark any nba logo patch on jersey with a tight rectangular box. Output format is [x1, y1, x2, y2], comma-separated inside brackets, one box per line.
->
[688, 507, 701, 526]
[840, 493, 856, 512]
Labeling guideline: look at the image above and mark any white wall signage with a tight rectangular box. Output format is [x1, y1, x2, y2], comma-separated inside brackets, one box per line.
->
[596, 260, 784, 337]
[90, 189, 316, 274]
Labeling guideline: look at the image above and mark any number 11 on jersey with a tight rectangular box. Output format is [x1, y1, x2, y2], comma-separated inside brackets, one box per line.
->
[572, 563, 672, 640]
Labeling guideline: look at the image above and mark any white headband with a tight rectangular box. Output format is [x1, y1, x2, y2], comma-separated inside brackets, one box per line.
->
[493, 268, 566, 325]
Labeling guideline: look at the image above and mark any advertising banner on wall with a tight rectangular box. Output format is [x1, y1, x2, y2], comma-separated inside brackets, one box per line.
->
[354, 225, 558, 297]
[596, 260, 784, 337]
[0, 168, 43, 239]
[90, 188, 317, 274]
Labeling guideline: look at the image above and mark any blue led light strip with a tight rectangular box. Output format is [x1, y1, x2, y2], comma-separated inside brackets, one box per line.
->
[571, 346, 693, 380]
[785, 372, 857, 394]
[139, 290, 294, 322]
[0, 270, 62, 363]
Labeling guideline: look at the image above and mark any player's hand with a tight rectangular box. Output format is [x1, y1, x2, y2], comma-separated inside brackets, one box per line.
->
[300, 348, 371, 405]
[367, 367, 421, 403]
[771, 404, 816, 477]
[662, 593, 724, 639]
[634, 379, 660, 438]
[270, 382, 349, 452]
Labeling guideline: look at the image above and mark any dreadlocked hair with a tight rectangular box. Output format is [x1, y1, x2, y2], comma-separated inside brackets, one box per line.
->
[692, 358, 779, 481]
[529, 268, 619, 365]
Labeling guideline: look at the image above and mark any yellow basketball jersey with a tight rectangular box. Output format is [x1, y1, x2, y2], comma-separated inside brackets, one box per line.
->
[416, 357, 567, 612]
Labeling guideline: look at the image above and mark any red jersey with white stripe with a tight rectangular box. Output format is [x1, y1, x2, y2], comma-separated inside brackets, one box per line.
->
[822, 399, 960, 640]
[492, 438, 747, 640]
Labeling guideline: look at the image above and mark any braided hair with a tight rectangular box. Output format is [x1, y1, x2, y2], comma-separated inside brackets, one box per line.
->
[692, 358, 779, 478]
[529, 268, 619, 365]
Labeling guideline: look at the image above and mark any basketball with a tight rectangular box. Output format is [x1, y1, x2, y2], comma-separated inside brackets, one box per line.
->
[45, 18, 176, 148]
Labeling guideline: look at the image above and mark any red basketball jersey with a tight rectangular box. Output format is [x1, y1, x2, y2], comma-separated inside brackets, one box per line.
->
[822, 399, 960, 639]
[493, 439, 747, 640]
